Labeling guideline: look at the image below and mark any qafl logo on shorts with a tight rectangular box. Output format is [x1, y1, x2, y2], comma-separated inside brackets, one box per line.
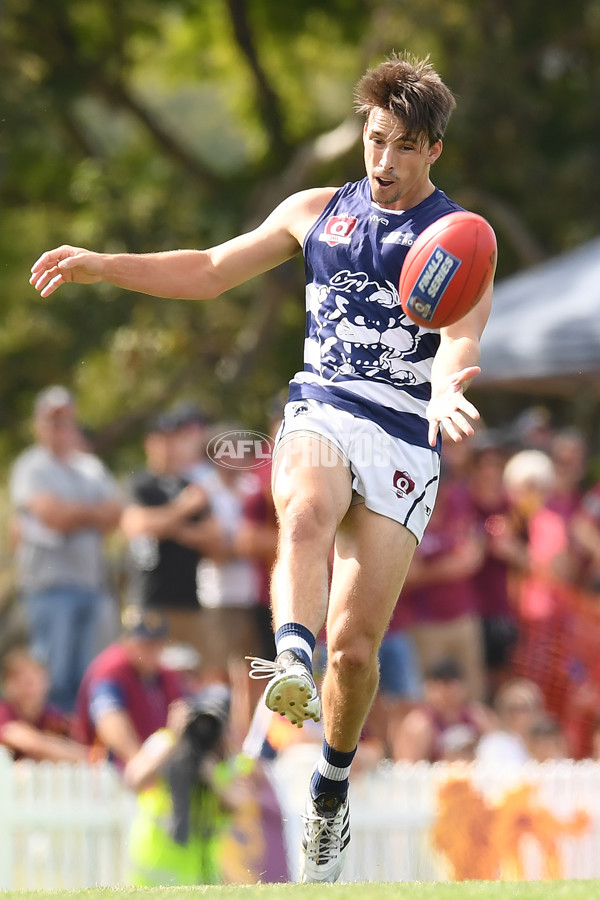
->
[318, 214, 358, 247]
[392, 470, 415, 498]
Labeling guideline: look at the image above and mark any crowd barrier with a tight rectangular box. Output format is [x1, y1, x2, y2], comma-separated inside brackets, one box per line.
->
[271, 745, 600, 883]
[511, 581, 600, 760]
[0, 749, 136, 890]
[2, 745, 600, 888]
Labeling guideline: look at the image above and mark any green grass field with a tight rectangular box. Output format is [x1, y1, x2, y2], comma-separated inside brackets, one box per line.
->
[2, 882, 600, 900]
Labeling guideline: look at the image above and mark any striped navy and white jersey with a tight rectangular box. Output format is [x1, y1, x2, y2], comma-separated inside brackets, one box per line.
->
[289, 177, 464, 452]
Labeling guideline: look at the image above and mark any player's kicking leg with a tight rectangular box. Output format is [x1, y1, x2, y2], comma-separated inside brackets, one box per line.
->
[248, 433, 352, 728]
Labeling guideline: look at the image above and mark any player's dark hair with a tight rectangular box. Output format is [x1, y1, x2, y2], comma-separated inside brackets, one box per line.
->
[354, 52, 456, 145]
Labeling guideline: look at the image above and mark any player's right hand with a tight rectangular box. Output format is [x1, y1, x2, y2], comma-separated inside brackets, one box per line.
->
[30, 245, 104, 297]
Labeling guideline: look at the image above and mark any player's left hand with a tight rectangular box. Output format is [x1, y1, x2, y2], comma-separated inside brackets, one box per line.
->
[426, 365, 481, 447]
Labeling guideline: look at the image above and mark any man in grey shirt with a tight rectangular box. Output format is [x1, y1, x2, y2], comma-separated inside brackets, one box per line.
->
[9, 386, 123, 712]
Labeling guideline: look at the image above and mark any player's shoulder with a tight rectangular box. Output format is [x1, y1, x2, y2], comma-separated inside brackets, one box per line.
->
[270, 186, 340, 247]
[415, 187, 464, 228]
[278, 186, 340, 218]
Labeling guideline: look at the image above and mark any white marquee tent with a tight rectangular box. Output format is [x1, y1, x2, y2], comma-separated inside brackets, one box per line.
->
[477, 235, 600, 394]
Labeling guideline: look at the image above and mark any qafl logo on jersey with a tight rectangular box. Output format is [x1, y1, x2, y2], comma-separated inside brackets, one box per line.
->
[392, 470, 415, 499]
[318, 214, 358, 247]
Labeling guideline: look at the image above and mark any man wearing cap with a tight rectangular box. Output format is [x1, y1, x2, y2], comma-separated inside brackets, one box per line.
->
[72, 607, 184, 765]
[9, 386, 123, 712]
[121, 411, 226, 657]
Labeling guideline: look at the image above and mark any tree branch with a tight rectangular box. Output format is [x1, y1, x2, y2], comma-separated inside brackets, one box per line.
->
[225, 0, 288, 158]
[248, 114, 362, 226]
[96, 78, 221, 195]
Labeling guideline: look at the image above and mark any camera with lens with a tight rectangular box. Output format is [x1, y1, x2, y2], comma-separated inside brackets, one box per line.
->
[164, 683, 231, 844]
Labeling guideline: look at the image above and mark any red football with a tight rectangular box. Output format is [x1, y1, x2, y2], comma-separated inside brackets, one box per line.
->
[399, 211, 497, 328]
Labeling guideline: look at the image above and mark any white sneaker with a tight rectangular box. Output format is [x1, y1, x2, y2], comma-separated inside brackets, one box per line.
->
[247, 650, 321, 727]
[299, 792, 350, 883]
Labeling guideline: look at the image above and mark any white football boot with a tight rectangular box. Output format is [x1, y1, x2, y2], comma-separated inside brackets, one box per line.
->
[299, 791, 351, 883]
[247, 649, 321, 727]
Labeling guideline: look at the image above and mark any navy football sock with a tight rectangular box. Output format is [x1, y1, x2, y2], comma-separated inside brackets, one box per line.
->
[311, 740, 357, 800]
[275, 623, 315, 672]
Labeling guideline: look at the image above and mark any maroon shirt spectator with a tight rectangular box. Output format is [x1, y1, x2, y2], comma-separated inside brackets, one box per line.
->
[239, 455, 278, 661]
[72, 609, 184, 766]
[0, 701, 70, 760]
[465, 443, 528, 698]
[408, 480, 481, 623]
[547, 428, 587, 523]
[570, 483, 600, 593]
[406, 473, 486, 701]
[394, 659, 493, 762]
[0, 647, 87, 763]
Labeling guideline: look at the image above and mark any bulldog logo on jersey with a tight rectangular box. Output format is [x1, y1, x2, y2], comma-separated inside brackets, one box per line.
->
[392, 470, 415, 499]
[319, 214, 358, 247]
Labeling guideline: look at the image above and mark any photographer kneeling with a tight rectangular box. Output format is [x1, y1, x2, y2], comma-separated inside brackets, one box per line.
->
[124, 681, 253, 886]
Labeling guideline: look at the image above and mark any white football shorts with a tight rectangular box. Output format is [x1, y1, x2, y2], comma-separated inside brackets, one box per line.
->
[273, 398, 441, 543]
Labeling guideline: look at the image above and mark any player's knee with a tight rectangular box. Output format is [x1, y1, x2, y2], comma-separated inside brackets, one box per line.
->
[328, 634, 378, 680]
[277, 496, 337, 547]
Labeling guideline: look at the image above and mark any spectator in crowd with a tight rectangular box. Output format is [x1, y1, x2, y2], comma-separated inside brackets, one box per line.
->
[120, 412, 226, 662]
[405, 459, 487, 702]
[235, 398, 285, 675]
[502, 449, 569, 623]
[466, 437, 527, 701]
[123, 682, 254, 885]
[123, 648, 290, 886]
[437, 721, 480, 763]
[476, 678, 544, 765]
[0, 646, 87, 762]
[393, 659, 493, 763]
[569, 476, 600, 594]
[237, 468, 278, 661]
[169, 406, 279, 680]
[191, 424, 270, 680]
[547, 428, 588, 524]
[172, 401, 214, 487]
[505, 449, 599, 756]
[367, 600, 423, 761]
[527, 714, 568, 763]
[9, 386, 123, 713]
[72, 608, 184, 766]
[510, 406, 555, 453]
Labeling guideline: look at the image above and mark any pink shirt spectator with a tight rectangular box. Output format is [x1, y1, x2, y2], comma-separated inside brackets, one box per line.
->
[519, 507, 568, 621]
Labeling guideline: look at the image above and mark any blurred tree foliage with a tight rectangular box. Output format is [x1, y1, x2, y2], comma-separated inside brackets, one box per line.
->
[1, 0, 599, 472]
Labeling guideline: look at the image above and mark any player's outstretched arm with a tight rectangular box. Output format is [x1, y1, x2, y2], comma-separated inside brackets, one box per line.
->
[29, 187, 335, 301]
[426, 283, 493, 447]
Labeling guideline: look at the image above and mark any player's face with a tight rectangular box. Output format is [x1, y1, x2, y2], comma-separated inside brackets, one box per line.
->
[363, 108, 442, 210]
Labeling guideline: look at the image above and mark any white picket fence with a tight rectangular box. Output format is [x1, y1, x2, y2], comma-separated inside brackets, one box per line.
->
[2, 744, 600, 888]
[270, 744, 600, 883]
[0, 749, 136, 890]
